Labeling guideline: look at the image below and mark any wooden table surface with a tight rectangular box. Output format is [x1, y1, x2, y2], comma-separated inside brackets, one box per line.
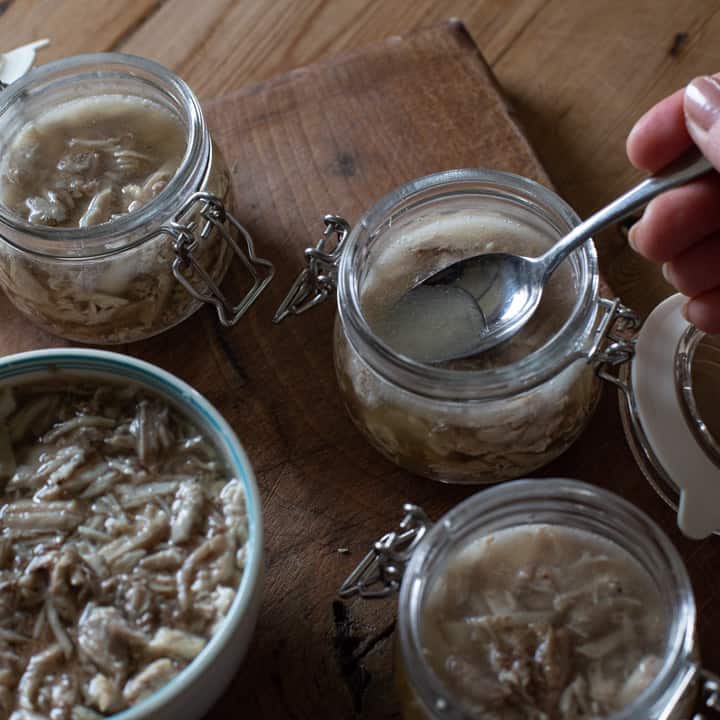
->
[4, 0, 720, 317]
[2, 2, 720, 718]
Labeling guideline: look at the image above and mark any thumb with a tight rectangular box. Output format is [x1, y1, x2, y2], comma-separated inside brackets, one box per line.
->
[685, 76, 720, 170]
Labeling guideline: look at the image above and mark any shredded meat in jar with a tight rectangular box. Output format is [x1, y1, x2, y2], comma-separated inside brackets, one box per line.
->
[0, 381, 248, 719]
[420, 525, 667, 719]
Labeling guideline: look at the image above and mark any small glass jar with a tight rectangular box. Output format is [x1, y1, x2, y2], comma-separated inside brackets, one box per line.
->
[607, 293, 720, 538]
[0, 53, 273, 344]
[341, 479, 707, 720]
[331, 170, 601, 483]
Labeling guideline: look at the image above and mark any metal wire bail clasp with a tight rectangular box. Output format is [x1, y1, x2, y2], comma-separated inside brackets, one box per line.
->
[693, 667, 720, 719]
[587, 297, 642, 390]
[339, 504, 432, 599]
[163, 191, 274, 327]
[669, 665, 720, 720]
[272, 214, 351, 323]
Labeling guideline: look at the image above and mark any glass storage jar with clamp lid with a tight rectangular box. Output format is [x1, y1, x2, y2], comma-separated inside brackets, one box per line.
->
[274, 168, 720, 514]
[339, 479, 720, 720]
[0, 53, 274, 344]
[274, 169, 601, 484]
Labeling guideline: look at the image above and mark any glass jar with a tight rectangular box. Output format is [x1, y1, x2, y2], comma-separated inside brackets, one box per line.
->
[0, 53, 274, 344]
[282, 170, 601, 483]
[602, 293, 720, 539]
[341, 479, 710, 720]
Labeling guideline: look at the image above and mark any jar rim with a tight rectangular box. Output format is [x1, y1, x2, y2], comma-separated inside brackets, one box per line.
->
[0, 52, 206, 257]
[397, 478, 696, 720]
[336, 169, 599, 401]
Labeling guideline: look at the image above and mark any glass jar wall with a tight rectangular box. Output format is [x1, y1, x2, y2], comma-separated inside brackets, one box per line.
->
[334, 170, 601, 483]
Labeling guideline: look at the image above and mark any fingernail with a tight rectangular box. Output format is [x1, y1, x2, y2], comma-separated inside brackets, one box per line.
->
[627, 223, 639, 252]
[662, 262, 675, 285]
[685, 76, 720, 136]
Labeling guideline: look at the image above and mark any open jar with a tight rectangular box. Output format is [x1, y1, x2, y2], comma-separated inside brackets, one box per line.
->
[275, 170, 602, 484]
[275, 170, 720, 508]
[0, 53, 274, 344]
[340, 479, 717, 720]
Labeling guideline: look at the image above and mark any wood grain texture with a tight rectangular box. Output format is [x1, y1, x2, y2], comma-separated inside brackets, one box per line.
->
[117, 0, 546, 97]
[0, 0, 161, 61]
[0, 22, 599, 718]
[490, 0, 720, 317]
[115, 0, 720, 318]
[0, 3, 719, 717]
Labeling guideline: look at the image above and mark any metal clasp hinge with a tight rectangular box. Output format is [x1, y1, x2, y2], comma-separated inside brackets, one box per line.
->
[695, 667, 720, 719]
[163, 191, 274, 327]
[673, 665, 720, 720]
[338, 504, 431, 599]
[587, 297, 641, 390]
[272, 214, 350, 323]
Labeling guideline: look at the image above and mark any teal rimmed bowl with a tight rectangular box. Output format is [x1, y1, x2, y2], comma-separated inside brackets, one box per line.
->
[0, 348, 263, 720]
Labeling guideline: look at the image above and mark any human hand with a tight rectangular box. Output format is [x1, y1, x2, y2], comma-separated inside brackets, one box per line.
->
[626, 75, 720, 333]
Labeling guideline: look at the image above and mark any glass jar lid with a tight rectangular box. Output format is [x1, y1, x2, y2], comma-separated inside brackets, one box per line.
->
[620, 293, 720, 539]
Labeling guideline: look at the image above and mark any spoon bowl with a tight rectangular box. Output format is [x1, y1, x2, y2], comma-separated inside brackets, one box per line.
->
[420, 251, 543, 356]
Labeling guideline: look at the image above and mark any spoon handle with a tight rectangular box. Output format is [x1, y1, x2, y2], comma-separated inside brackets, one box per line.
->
[539, 148, 714, 278]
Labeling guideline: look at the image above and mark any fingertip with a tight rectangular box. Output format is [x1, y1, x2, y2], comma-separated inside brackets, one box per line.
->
[661, 262, 674, 286]
[626, 113, 651, 168]
[627, 222, 639, 252]
[625, 206, 671, 263]
[681, 301, 690, 323]
[626, 113, 652, 168]
[631, 199, 685, 263]
[625, 176, 720, 264]
[684, 291, 720, 334]
[626, 88, 691, 172]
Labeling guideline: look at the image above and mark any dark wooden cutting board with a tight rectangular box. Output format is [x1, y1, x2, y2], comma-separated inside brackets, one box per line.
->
[0, 20, 717, 719]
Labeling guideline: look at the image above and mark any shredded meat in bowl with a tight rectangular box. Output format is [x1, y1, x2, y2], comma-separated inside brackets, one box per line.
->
[0, 381, 248, 719]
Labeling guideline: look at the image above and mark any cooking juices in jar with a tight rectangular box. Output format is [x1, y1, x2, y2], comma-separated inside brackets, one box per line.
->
[334, 170, 600, 484]
[0, 95, 186, 228]
[363, 213, 575, 368]
[0, 54, 238, 344]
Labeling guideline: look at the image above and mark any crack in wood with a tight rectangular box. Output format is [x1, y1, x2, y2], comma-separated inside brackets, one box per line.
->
[214, 324, 249, 384]
[333, 600, 369, 713]
[356, 618, 397, 661]
[332, 600, 396, 713]
[669, 32, 689, 57]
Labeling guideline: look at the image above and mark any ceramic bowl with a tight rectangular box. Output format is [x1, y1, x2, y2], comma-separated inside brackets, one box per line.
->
[0, 348, 263, 720]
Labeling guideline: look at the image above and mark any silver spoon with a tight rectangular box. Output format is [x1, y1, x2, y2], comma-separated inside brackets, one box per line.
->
[391, 150, 713, 364]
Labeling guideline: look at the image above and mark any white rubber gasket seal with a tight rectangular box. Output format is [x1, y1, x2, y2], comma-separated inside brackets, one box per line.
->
[632, 293, 720, 538]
